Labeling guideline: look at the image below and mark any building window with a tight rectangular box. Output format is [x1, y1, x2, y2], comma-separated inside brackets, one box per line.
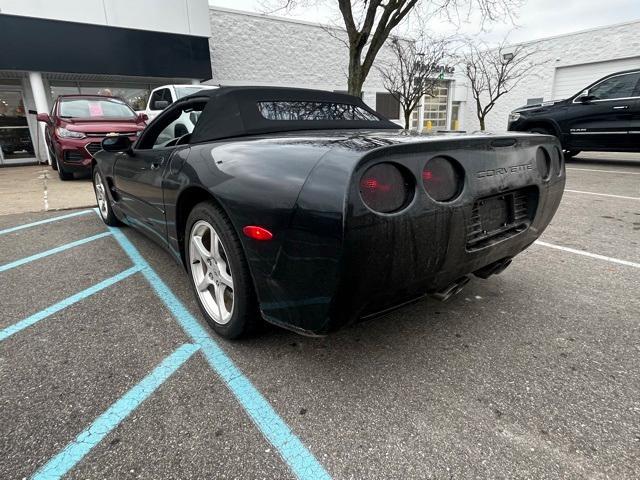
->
[412, 81, 449, 130]
[450, 101, 461, 130]
[526, 97, 543, 105]
[375, 93, 400, 120]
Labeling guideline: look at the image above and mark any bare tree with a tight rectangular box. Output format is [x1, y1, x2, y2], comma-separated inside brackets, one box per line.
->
[461, 39, 545, 130]
[264, 0, 523, 95]
[378, 35, 451, 129]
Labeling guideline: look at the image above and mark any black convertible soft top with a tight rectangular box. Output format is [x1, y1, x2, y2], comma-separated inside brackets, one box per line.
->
[188, 86, 400, 143]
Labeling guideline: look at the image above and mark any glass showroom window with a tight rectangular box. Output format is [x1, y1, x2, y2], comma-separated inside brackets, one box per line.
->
[79, 84, 151, 111]
[50, 82, 80, 100]
[49, 82, 155, 111]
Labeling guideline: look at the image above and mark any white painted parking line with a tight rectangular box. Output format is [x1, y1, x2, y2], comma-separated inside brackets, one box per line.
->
[535, 241, 640, 269]
[564, 189, 640, 201]
[567, 167, 640, 175]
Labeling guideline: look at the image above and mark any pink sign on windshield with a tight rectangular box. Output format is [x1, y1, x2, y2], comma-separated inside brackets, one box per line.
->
[88, 102, 104, 117]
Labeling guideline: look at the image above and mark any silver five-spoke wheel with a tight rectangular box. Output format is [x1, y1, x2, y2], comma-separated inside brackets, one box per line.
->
[189, 220, 234, 325]
[94, 171, 109, 220]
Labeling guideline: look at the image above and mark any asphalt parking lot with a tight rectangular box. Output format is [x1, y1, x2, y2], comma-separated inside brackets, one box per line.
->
[1, 154, 639, 479]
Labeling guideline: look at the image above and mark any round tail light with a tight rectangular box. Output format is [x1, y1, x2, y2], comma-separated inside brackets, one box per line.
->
[422, 156, 463, 202]
[359, 163, 412, 213]
[536, 147, 551, 180]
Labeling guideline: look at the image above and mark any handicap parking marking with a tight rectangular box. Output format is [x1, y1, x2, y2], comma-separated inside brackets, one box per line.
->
[0, 209, 92, 236]
[535, 240, 640, 269]
[0, 266, 141, 342]
[0, 209, 329, 479]
[105, 219, 331, 480]
[32, 343, 200, 480]
[0, 231, 111, 273]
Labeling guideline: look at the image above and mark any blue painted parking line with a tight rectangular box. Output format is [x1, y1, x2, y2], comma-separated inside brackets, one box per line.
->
[0, 231, 111, 273]
[0, 266, 141, 342]
[0, 210, 92, 236]
[105, 221, 331, 480]
[32, 343, 199, 480]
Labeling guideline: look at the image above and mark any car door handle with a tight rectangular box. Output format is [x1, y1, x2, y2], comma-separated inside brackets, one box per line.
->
[613, 105, 629, 110]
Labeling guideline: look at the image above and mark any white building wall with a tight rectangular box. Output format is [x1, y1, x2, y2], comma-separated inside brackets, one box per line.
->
[208, 7, 400, 110]
[0, 0, 211, 37]
[463, 20, 640, 133]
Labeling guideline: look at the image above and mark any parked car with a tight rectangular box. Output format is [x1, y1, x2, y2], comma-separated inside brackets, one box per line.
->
[143, 85, 217, 147]
[93, 87, 565, 339]
[37, 95, 147, 180]
[508, 69, 640, 158]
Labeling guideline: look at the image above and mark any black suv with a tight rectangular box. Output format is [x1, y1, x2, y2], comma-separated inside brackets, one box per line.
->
[508, 69, 640, 158]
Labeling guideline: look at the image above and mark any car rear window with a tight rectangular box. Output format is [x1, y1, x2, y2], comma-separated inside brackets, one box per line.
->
[257, 101, 380, 121]
[59, 98, 136, 119]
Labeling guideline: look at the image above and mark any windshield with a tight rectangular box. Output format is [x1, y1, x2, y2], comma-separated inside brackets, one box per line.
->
[257, 100, 380, 121]
[175, 86, 210, 100]
[59, 98, 136, 119]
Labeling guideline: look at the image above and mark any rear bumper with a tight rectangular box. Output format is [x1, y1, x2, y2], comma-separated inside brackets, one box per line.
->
[259, 135, 566, 335]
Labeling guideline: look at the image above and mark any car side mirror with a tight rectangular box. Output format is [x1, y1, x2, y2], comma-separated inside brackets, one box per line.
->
[152, 100, 170, 110]
[102, 135, 133, 154]
[578, 93, 597, 103]
[36, 113, 50, 123]
[137, 113, 148, 123]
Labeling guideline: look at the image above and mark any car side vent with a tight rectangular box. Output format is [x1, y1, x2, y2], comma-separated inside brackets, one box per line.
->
[466, 187, 538, 250]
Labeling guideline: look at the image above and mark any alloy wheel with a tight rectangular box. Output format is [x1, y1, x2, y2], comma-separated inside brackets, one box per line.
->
[94, 171, 109, 220]
[189, 220, 235, 325]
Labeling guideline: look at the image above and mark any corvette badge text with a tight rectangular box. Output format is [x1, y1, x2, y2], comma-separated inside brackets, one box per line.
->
[476, 163, 534, 179]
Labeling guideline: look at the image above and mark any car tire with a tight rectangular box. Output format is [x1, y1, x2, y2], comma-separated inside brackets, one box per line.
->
[185, 201, 260, 339]
[93, 168, 121, 226]
[564, 150, 581, 159]
[49, 151, 58, 171]
[57, 157, 73, 180]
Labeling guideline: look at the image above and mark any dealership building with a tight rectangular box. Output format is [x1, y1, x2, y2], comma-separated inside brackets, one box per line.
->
[0, 0, 212, 166]
[462, 19, 640, 132]
[0, 1, 639, 166]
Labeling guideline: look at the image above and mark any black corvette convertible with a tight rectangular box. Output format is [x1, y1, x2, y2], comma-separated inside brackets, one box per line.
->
[93, 87, 565, 338]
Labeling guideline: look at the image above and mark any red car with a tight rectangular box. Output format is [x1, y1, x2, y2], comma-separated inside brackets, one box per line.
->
[37, 95, 147, 180]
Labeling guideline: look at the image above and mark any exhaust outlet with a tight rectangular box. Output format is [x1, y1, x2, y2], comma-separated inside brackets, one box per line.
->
[431, 276, 470, 302]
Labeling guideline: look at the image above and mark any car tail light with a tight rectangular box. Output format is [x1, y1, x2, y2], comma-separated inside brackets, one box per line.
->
[359, 163, 412, 213]
[422, 156, 463, 202]
[536, 147, 551, 180]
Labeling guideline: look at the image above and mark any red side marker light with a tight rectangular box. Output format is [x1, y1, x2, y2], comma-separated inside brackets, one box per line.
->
[243, 225, 273, 241]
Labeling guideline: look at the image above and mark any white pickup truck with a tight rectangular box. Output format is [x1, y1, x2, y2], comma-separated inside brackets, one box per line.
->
[143, 84, 218, 145]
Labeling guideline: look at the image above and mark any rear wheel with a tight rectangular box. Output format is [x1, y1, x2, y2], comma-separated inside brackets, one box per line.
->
[185, 202, 260, 339]
[50, 151, 58, 171]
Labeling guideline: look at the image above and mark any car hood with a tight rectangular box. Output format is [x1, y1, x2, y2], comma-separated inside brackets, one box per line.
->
[512, 99, 568, 114]
[62, 119, 145, 134]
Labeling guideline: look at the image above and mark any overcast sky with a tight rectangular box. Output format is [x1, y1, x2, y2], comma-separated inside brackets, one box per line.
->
[209, 0, 640, 44]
